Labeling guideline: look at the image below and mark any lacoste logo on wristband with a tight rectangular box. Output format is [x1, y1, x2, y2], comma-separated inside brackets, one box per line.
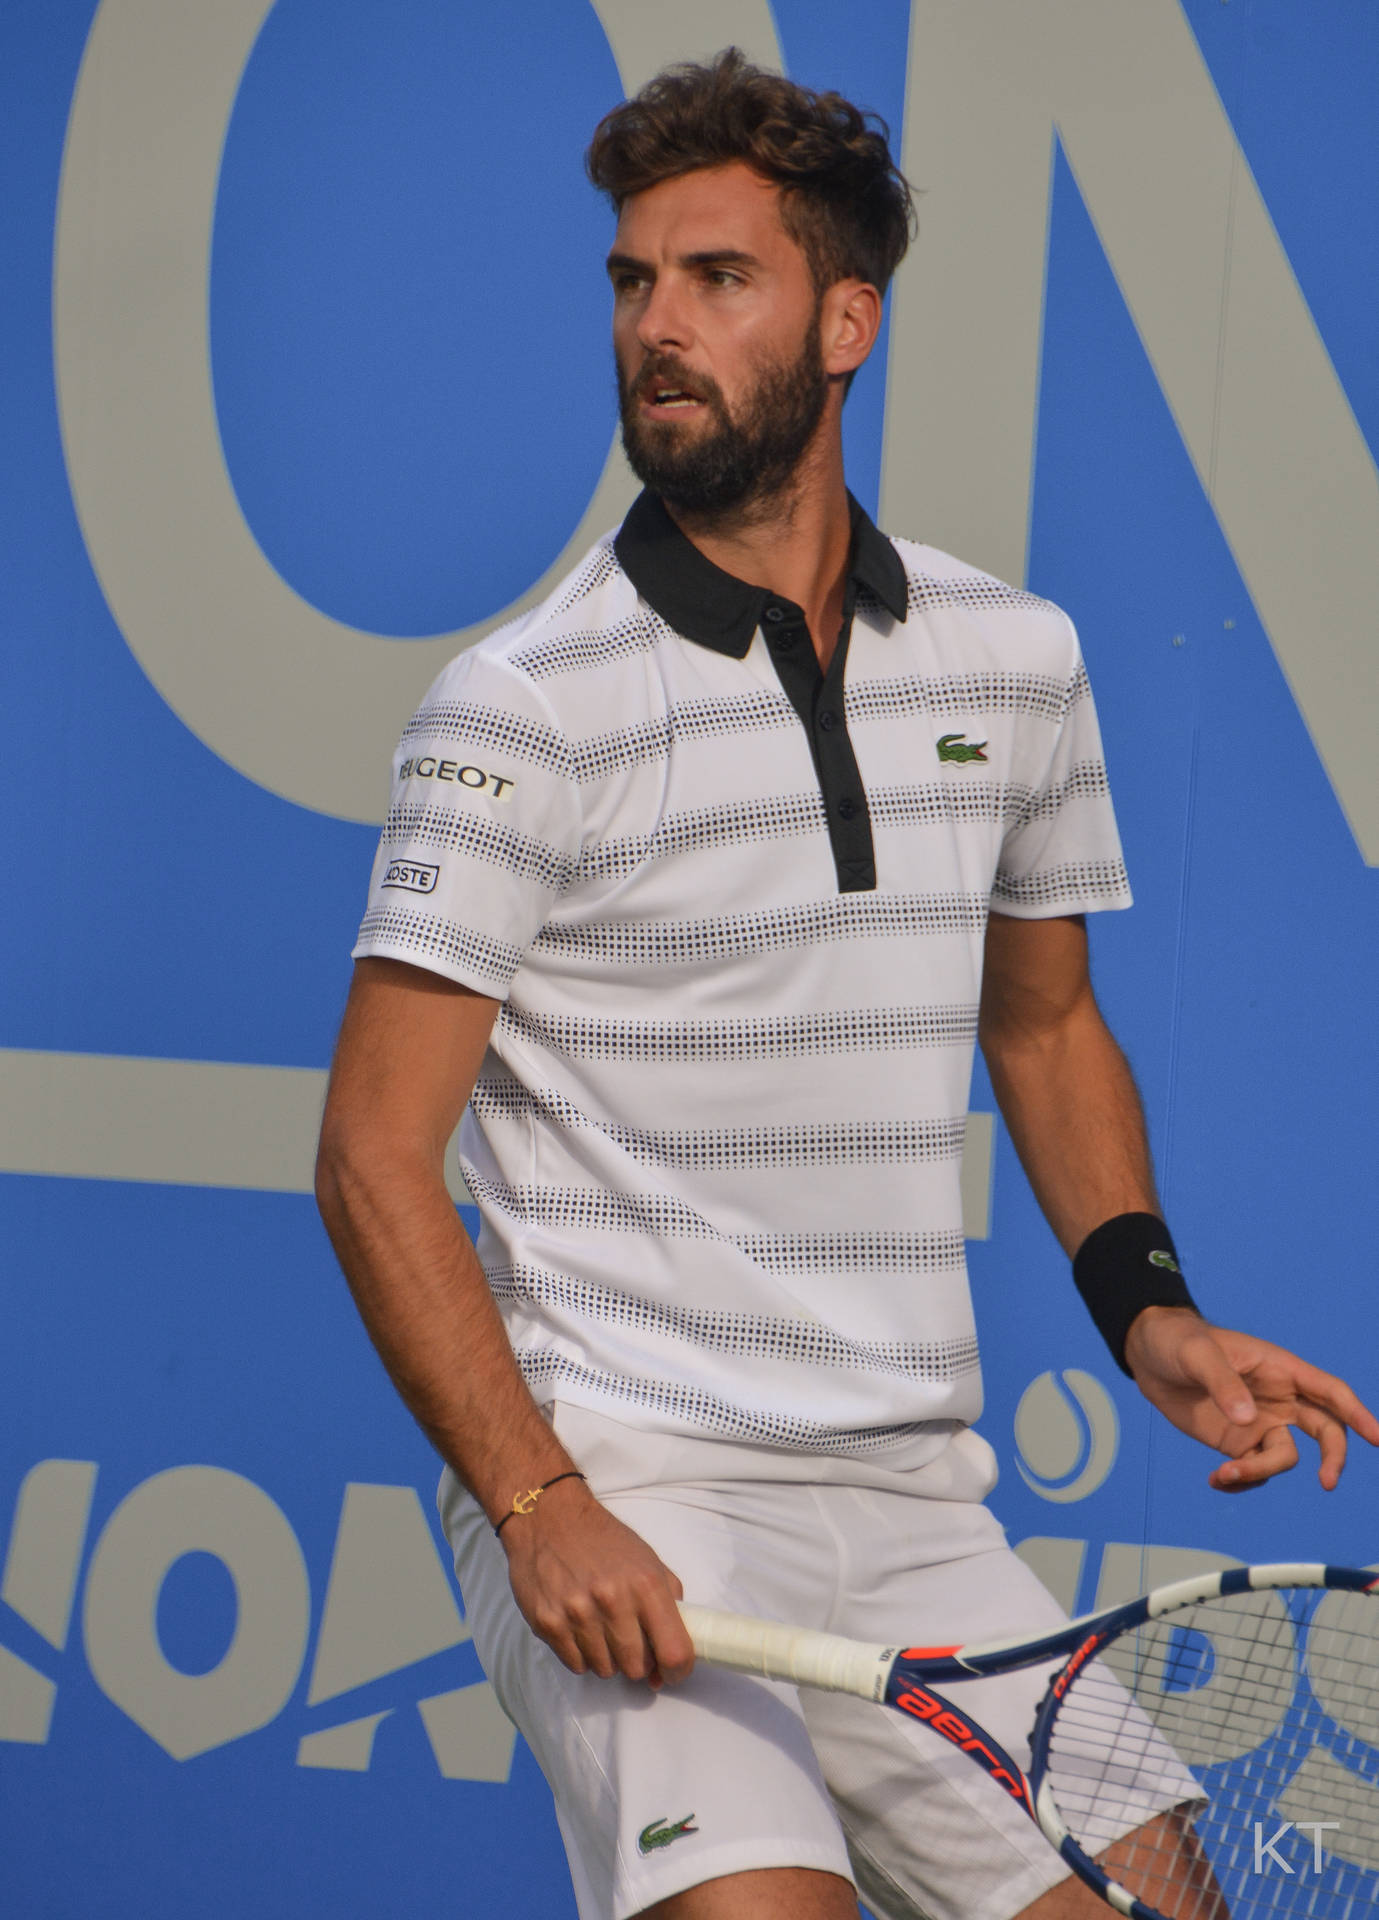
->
[936, 733, 989, 764]
[638, 1814, 699, 1854]
[1148, 1250, 1181, 1273]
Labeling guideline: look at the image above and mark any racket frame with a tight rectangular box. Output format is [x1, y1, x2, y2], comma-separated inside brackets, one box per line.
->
[682, 1562, 1379, 1920]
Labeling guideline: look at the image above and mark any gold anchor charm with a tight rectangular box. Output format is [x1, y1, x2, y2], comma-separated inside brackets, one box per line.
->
[493, 1469, 585, 1536]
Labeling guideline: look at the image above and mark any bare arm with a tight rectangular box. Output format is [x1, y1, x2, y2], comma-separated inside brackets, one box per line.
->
[978, 912, 1379, 1488]
[315, 957, 693, 1682]
[977, 911, 1157, 1253]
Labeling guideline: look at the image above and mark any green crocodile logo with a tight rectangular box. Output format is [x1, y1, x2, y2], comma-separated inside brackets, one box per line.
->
[936, 733, 989, 764]
[638, 1814, 699, 1855]
[1148, 1250, 1181, 1274]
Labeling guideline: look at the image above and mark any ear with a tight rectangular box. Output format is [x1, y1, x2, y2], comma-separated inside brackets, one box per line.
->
[819, 279, 883, 378]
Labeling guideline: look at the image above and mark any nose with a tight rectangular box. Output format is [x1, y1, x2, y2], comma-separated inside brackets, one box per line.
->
[634, 272, 693, 355]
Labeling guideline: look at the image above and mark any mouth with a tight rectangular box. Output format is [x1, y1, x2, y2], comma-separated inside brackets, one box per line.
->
[643, 386, 704, 412]
[634, 367, 710, 415]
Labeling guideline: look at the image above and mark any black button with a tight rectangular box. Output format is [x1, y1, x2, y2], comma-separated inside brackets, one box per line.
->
[775, 631, 797, 650]
[837, 797, 858, 819]
[819, 711, 837, 731]
[763, 606, 785, 623]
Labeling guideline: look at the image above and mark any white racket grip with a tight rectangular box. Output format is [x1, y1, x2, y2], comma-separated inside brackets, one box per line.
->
[679, 1603, 894, 1703]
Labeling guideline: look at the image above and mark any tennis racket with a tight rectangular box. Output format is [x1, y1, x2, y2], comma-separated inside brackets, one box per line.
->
[682, 1563, 1379, 1919]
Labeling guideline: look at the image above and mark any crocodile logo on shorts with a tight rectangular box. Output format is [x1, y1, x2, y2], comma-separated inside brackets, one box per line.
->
[936, 733, 989, 764]
[638, 1814, 699, 1855]
[1148, 1249, 1181, 1273]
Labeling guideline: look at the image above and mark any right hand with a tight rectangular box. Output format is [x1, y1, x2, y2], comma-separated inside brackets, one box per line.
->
[500, 1478, 695, 1688]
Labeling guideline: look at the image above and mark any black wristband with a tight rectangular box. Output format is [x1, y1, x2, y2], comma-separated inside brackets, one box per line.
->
[1071, 1213, 1200, 1375]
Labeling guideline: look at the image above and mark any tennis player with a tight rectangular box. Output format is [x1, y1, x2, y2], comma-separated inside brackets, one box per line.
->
[316, 51, 1379, 1920]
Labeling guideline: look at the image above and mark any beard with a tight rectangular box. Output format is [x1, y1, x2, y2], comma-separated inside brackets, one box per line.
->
[617, 319, 830, 523]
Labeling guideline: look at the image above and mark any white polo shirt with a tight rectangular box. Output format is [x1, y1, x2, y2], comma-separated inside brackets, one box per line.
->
[353, 491, 1131, 1454]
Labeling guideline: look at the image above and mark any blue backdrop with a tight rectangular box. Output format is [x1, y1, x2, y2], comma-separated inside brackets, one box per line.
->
[4, 3, 1377, 1914]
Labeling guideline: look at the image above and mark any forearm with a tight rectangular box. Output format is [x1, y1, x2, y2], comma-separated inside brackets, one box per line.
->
[975, 921, 1379, 1490]
[314, 960, 691, 1683]
[980, 988, 1160, 1255]
[315, 1139, 573, 1523]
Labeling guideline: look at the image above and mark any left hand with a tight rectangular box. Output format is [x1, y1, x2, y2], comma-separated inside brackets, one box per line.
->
[1124, 1307, 1379, 1492]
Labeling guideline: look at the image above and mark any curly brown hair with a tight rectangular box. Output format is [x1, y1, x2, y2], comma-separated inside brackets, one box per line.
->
[585, 48, 915, 296]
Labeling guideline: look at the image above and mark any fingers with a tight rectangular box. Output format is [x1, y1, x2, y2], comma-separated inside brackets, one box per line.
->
[1176, 1326, 1257, 1427]
[539, 1583, 665, 1683]
[589, 1571, 694, 1686]
[1283, 1361, 1379, 1450]
[1292, 1401, 1350, 1490]
[1208, 1402, 1354, 1494]
[1206, 1330, 1379, 1487]
[509, 1510, 694, 1688]
[1212, 1332, 1379, 1446]
[534, 1614, 590, 1676]
[1210, 1423, 1298, 1492]
[534, 1590, 655, 1682]
[638, 1567, 691, 1688]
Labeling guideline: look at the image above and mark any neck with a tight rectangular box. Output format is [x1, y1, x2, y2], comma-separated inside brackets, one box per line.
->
[662, 422, 853, 670]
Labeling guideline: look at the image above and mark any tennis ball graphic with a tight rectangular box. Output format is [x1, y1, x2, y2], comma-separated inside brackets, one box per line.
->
[1014, 1369, 1119, 1502]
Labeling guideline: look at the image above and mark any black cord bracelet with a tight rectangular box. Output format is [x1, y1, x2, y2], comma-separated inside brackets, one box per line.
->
[1071, 1212, 1200, 1375]
[493, 1470, 587, 1536]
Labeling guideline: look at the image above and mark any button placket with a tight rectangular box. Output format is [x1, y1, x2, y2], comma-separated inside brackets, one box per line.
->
[759, 597, 875, 894]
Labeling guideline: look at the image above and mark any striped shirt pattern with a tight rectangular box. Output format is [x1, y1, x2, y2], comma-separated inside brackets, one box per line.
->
[354, 520, 1131, 1452]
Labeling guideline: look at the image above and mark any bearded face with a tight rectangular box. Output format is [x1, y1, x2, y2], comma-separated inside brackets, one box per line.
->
[617, 311, 830, 521]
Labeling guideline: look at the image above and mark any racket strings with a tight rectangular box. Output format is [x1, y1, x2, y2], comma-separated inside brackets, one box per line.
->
[1046, 1588, 1379, 1919]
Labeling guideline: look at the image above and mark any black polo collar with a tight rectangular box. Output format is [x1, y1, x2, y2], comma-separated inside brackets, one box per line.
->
[613, 488, 908, 658]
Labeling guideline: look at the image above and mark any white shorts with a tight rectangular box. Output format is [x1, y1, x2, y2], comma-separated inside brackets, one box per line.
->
[440, 1407, 1168, 1920]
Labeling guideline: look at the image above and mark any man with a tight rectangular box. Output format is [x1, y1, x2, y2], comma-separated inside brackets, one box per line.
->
[316, 50, 1377, 1920]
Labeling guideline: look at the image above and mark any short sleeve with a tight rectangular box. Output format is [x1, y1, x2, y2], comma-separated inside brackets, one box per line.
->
[352, 647, 581, 996]
[992, 625, 1133, 918]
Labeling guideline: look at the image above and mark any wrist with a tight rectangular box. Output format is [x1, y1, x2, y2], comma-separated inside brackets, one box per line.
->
[1122, 1301, 1204, 1369]
[492, 1468, 588, 1542]
[1071, 1213, 1200, 1375]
